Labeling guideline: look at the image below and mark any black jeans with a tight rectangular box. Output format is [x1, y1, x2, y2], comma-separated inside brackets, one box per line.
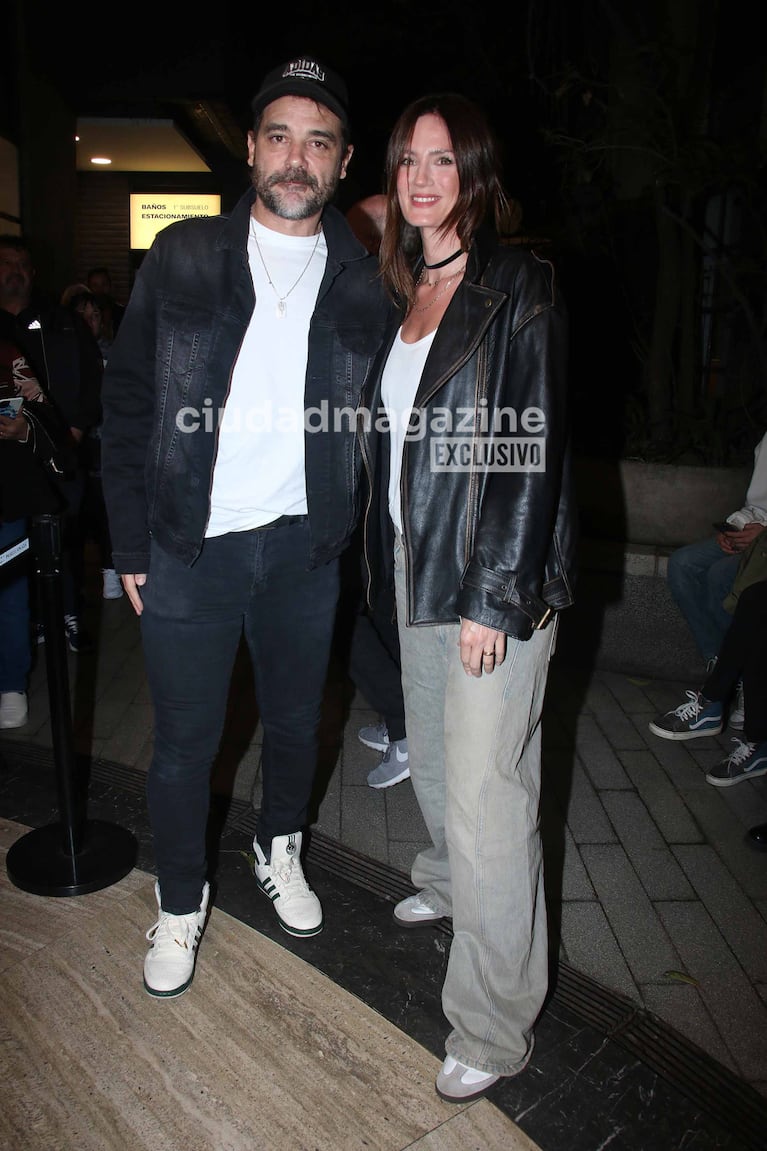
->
[348, 591, 406, 742]
[704, 580, 767, 743]
[140, 519, 340, 913]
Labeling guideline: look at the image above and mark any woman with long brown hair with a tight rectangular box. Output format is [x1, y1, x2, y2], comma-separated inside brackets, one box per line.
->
[358, 92, 577, 1102]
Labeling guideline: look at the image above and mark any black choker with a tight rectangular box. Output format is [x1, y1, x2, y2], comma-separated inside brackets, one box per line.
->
[423, 247, 464, 270]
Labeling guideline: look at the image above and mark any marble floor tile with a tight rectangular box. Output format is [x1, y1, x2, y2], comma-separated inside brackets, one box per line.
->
[0, 819, 536, 1151]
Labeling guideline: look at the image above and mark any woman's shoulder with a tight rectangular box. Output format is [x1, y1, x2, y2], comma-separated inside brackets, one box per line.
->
[478, 242, 559, 303]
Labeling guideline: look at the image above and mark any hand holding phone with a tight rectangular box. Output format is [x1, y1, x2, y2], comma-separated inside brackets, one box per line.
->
[713, 521, 737, 533]
[0, 395, 23, 420]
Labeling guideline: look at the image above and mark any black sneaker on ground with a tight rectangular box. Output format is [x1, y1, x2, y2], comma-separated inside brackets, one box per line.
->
[705, 739, 767, 788]
[648, 690, 723, 740]
[63, 614, 94, 654]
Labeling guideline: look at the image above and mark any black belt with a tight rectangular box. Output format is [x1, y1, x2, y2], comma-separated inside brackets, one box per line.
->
[254, 514, 308, 532]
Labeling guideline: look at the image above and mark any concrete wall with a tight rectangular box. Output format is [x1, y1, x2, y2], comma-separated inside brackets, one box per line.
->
[563, 457, 754, 682]
[556, 542, 705, 684]
[575, 456, 751, 548]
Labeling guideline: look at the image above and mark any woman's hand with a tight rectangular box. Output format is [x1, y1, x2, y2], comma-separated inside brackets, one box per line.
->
[459, 617, 507, 677]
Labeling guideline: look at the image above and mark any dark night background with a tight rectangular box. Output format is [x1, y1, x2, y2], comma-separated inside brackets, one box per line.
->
[16, 0, 767, 463]
[25, 0, 614, 218]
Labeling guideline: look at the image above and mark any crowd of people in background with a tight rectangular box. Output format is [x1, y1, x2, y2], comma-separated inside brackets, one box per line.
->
[0, 234, 128, 729]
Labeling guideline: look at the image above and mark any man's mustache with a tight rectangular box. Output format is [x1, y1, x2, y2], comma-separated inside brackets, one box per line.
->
[268, 168, 318, 191]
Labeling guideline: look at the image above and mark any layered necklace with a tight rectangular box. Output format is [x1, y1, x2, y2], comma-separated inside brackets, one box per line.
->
[412, 247, 467, 314]
[250, 219, 322, 319]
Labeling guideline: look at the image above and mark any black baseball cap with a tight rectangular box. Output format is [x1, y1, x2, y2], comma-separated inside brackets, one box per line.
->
[251, 56, 350, 131]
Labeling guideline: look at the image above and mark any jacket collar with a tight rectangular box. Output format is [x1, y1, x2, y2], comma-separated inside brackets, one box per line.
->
[413, 226, 507, 407]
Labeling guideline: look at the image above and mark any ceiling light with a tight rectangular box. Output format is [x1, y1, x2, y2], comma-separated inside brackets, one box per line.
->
[90, 156, 112, 165]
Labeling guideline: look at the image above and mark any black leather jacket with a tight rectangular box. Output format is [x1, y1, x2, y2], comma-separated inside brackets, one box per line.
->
[101, 188, 391, 574]
[357, 228, 578, 641]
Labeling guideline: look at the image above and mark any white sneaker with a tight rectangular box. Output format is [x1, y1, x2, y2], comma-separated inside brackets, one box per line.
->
[729, 681, 745, 731]
[102, 568, 124, 599]
[0, 691, 28, 729]
[143, 881, 210, 998]
[436, 1055, 500, 1102]
[393, 891, 448, 928]
[252, 832, 323, 937]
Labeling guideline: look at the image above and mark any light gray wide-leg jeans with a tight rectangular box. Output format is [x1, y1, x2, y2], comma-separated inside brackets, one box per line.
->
[394, 537, 557, 1076]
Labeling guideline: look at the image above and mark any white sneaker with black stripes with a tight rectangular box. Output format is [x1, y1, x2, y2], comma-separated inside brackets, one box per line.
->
[252, 832, 323, 937]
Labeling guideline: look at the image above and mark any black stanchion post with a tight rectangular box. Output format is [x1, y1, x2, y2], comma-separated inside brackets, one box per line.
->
[5, 513, 137, 896]
[33, 513, 83, 857]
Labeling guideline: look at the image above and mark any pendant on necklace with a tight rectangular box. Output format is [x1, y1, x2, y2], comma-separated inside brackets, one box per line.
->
[277, 299, 287, 318]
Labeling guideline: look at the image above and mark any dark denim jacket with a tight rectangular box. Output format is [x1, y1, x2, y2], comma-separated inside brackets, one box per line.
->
[101, 189, 391, 573]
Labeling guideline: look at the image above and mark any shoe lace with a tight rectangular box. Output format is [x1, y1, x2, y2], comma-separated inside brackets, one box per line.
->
[671, 690, 702, 721]
[64, 614, 78, 634]
[726, 738, 756, 767]
[271, 857, 312, 897]
[146, 909, 197, 951]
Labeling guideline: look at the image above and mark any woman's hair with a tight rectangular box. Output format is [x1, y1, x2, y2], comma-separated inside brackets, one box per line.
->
[60, 283, 93, 310]
[379, 93, 510, 308]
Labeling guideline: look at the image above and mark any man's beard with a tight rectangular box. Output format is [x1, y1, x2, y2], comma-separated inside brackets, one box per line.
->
[251, 163, 340, 220]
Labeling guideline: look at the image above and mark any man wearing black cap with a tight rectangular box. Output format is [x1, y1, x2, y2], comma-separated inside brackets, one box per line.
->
[101, 54, 390, 998]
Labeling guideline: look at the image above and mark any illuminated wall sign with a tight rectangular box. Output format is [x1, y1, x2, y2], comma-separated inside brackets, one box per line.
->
[130, 194, 221, 250]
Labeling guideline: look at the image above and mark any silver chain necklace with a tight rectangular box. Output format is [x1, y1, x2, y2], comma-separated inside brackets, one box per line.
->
[250, 220, 322, 319]
[412, 267, 466, 313]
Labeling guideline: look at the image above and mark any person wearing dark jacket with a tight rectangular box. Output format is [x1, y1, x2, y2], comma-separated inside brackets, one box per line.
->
[100, 55, 390, 999]
[0, 235, 102, 652]
[357, 93, 577, 1103]
[0, 337, 74, 728]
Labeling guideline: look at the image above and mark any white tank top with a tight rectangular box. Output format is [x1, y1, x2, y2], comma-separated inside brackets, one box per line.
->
[381, 326, 436, 534]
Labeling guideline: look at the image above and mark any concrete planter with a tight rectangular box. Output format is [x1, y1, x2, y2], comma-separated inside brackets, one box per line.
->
[574, 456, 751, 547]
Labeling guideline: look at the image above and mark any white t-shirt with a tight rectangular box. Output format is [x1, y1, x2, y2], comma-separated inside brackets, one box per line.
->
[381, 327, 436, 534]
[206, 219, 327, 537]
[728, 431, 767, 529]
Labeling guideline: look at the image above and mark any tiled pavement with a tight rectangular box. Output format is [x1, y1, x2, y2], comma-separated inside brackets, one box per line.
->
[4, 566, 767, 1105]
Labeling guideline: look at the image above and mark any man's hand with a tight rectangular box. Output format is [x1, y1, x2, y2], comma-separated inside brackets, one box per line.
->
[16, 377, 43, 402]
[121, 573, 147, 616]
[718, 521, 765, 555]
[13, 358, 43, 401]
[459, 617, 507, 677]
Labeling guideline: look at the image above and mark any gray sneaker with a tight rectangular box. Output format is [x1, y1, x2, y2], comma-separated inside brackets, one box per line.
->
[367, 739, 409, 788]
[358, 721, 390, 752]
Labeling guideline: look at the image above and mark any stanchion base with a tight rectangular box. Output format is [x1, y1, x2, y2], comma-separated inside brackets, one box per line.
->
[6, 821, 138, 897]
